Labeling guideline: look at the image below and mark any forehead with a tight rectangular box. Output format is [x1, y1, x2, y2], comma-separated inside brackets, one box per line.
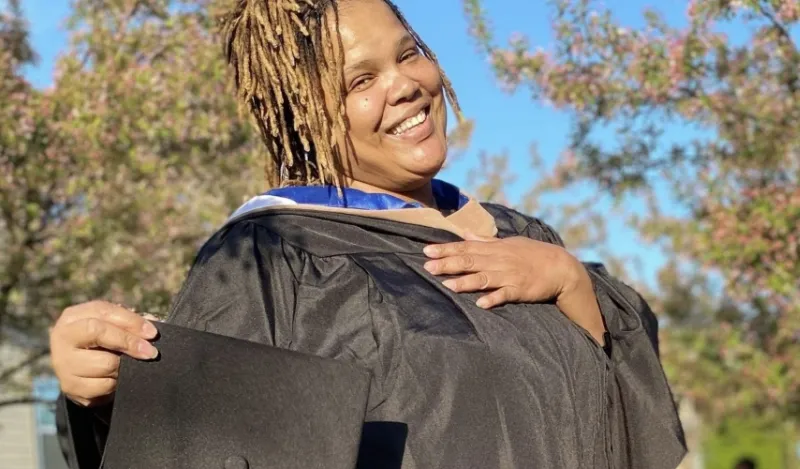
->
[335, 0, 408, 58]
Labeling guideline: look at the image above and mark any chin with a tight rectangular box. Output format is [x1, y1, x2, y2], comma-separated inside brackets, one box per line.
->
[403, 154, 445, 181]
[387, 157, 445, 192]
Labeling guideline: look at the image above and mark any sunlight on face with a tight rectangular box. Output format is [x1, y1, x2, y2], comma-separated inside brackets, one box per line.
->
[332, 0, 448, 193]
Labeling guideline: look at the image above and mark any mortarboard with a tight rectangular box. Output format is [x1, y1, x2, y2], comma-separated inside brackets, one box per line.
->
[101, 322, 371, 469]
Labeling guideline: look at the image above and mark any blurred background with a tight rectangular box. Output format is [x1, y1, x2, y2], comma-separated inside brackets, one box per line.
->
[1, 0, 798, 468]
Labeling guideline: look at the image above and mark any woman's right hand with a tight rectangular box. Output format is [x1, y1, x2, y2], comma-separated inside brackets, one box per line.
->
[50, 300, 160, 407]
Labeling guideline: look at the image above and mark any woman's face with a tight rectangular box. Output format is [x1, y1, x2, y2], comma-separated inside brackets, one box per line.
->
[333, 0, 448, 193]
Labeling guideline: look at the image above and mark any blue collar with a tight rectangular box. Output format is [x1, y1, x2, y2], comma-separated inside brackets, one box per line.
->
[265, 179, 468, 211]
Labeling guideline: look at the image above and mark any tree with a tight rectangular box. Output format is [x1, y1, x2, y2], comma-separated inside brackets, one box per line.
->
[0, 0, 264, 404]
[464, 0, 800, 425]
[0, 0, 478, 404]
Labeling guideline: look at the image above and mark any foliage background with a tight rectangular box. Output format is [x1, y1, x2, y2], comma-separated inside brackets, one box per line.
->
[2, 0, 799, 465]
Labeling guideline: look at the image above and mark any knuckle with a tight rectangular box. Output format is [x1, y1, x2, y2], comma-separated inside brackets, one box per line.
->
[60, 305, 76, 320]
[504, 286, 519, 301]
[49, 323, 64, 342]
[477, 272, 491, 289]
[100, 353, 121, 375]
[96, 305, 111, 320]
[126, 334, 141, 353]
[50, 353, 66, 374]
[61, 379, 85, 399]
[86, 299, 106, 313]
[84, 318, 104, 338]
[495, 289, 508, 302]
[460, 255, 475, 269]
[92, 378, 117, 396]
[101, 378, 117, 393]
[58, 377, 75, 395]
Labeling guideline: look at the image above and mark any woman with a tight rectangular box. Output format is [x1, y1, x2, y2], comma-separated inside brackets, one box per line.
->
[50, 0, 686, 468]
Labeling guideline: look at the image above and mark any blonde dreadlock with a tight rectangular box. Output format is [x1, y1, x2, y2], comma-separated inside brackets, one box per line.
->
[221, 0, 464, 188]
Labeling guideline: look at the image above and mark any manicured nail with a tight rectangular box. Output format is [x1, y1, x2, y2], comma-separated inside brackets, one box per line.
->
[142, 321, 157, 338]
[138, 340, 159, 359]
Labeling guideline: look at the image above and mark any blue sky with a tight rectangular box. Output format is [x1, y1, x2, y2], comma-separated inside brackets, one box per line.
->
[21, 0, 694, 283]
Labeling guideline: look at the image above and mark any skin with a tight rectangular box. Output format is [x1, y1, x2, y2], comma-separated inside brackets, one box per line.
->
[50, 0, 606, 408]
[335, 0, 448, 207]
[423, 232, 606, 344]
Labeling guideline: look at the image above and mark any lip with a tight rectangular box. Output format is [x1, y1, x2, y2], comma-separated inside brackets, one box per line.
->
[385, 101, 432, 133]
[385, 106, 434, 143]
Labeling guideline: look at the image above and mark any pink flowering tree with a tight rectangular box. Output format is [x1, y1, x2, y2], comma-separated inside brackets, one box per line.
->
[0, 0, 265, 404]
[464, 0, 800, 424]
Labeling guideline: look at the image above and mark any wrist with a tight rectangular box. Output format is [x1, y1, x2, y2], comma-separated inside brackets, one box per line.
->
[556, 258, 606, 344]
[558, 252, 589, 297]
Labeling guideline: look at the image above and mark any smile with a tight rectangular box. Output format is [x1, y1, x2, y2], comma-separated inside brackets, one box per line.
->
[389, 107, 430, 136]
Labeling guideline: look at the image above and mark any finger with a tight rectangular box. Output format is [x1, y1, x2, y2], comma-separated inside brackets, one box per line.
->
[61, 376, 117, 403]
[476, 287, 518, 309]
[67, 349, 122, 379]
[423, 240, 487, 259]
[442, 271, 504, 293]
[62, 318, 158, 360]
[59, 301, 158, 339]
[424, 253, 494, 275]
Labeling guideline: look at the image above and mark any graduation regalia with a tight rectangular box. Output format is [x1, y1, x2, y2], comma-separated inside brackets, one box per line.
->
[57, 180, 687, 469]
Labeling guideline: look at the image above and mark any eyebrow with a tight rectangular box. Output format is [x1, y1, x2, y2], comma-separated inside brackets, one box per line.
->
[343, 33, 417, 76]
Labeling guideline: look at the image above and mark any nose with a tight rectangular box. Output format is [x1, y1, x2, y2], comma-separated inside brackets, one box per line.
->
[386, 71, 420, 106]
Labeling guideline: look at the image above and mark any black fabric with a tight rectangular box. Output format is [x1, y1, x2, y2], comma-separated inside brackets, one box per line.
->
[58, 204, 686, 469]
[56, 397, 106, 469]
[102, 321, 370, 469]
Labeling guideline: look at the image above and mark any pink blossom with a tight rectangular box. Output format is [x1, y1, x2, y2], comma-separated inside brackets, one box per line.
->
[777, 2, 799, 22]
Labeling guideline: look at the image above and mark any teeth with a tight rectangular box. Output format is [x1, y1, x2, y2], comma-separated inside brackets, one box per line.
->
[390, 110, 427, 135]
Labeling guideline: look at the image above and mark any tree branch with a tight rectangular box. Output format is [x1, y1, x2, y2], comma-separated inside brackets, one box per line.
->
[756, 3, 799, 93]
[757, 3, 798, 52]
[0, 347, 50, 384]
[0, 396, 48, 407]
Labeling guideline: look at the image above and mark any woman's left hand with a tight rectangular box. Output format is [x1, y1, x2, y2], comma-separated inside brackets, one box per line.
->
[423, 233, 606, 344]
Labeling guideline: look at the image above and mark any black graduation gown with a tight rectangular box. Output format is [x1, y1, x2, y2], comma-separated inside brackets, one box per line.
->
[57, 201, 686, 469]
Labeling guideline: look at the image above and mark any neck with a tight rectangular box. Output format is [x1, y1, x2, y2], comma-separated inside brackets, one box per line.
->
[348, 179, 437, 208]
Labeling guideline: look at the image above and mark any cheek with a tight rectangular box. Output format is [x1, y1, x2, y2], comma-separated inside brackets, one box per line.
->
[346, 93, 384, 139]
[417, 60, 444, 97]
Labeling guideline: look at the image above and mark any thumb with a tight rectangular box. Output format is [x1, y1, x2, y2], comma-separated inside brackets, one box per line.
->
[141, 313, 161, 322]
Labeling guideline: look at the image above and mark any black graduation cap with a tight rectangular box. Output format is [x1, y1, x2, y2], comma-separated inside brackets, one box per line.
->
[101, 322, 371, 469]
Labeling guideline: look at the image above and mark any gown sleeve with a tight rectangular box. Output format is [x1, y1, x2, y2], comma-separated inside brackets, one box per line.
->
[520, 217, 687, 468]
[56, 220, 299, 469]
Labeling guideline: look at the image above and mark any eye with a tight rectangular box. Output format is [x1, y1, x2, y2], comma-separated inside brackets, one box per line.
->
[350, 76, 373, 92]
[400, 47, 420, 62]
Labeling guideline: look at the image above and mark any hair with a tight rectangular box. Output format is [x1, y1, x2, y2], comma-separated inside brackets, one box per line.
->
[220, 0, 463, 188]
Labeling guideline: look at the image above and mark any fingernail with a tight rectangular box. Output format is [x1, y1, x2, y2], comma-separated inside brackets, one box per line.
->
[423, 246, 438, 256]
[424, 261, 436, 273]
[442, 279, 456, 290]
[476, 298, 489, 309]
[138, 340, 159, 359]
[142, 321, 157, 338]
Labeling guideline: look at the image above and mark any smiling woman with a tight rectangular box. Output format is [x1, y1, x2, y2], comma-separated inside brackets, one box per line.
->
[223, 0, 460, 201]
[50, 1, 687, 468]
